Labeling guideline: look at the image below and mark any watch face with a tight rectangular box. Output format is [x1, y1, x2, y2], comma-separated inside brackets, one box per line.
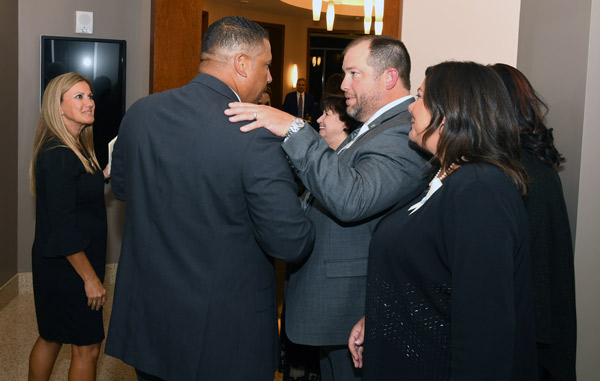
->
[293, 118, 305, 128]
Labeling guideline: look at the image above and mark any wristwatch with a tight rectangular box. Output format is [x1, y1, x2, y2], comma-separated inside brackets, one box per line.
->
[285, 118, 305, 140]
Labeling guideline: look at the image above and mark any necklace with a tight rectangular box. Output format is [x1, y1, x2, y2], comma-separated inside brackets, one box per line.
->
[432, 163, 455, 183]
[408, 163, 457, 215]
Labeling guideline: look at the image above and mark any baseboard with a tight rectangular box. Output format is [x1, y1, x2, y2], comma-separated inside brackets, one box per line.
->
[0, 274, 19, 312]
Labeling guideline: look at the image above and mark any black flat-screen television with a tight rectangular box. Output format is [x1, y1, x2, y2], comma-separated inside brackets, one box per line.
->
[41, 35, 127, 167]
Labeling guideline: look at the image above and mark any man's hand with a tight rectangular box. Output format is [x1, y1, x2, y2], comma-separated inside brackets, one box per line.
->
[225, 102, 294, 137]
[348, 316, 365, 368]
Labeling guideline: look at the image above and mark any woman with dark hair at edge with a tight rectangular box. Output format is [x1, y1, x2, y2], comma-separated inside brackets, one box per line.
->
[348, 61, 537, 380]
[491, 63, 576, 381]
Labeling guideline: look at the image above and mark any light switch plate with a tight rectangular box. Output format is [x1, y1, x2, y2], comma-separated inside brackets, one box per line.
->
[76, 11, 93, 34]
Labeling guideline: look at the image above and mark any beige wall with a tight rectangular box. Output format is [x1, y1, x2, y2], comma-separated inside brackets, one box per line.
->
[402, 0, 521, 92]
[203, 2, 363, 101]
[17, 0, 152, 272]
[0, 0, 19, 286]
[575, 0, 600, 377]
[517, 0, 592, 239]
[516, 1, 599, 374]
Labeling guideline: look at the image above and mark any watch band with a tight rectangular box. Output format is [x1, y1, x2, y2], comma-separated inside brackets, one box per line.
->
[285, 118, 306, 141]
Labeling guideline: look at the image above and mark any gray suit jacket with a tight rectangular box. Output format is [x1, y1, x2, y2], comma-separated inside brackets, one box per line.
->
[282, 99, 429, 345]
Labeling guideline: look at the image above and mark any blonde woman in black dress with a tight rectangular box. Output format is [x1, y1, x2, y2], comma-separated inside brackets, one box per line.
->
[29, 72, 109, 380]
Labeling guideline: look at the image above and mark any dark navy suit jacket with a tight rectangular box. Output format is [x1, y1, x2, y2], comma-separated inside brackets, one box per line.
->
[282, 91, 320, 129]
[105, 73, 314, 380]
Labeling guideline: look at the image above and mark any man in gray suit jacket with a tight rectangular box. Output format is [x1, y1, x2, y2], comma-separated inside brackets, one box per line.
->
[226, 35, 428, 380]
[105, 17, 314, 381]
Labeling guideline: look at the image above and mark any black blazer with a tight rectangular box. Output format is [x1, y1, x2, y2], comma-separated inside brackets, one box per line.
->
[282, 91, 320, 128]
[105, 73, 315, 380]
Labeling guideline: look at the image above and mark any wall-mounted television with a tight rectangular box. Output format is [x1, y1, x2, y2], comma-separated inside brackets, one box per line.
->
[41, 35, 126, 167]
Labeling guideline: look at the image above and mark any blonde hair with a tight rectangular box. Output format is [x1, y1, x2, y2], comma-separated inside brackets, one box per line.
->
[29, 72, 100, 195]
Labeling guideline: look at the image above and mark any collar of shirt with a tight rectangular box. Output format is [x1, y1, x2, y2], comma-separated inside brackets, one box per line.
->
[355, 95, 414, 138]
[229, 87, 241, 101]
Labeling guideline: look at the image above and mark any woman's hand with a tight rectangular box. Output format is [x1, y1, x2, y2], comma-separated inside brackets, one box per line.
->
[349, 316, 366, 368]
[103, 165, 111, 180]
[85, 276, 106, 311]
[66, 251, 107, 311]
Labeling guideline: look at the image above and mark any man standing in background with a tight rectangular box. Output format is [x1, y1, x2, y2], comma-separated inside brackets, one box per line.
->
[282, 77, 320, 129]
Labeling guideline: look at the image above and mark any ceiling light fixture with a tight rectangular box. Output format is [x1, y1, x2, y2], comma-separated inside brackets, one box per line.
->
[312, 0, 322, 21]
[326, 1, 335, 31]
[282, 1, 383, 34]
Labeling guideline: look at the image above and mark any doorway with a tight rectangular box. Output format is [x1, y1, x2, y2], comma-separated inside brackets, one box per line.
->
[307, 29, 363, 102]
[258, 22, 285, 109]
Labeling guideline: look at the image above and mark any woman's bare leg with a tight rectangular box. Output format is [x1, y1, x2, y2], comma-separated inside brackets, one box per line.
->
[68, 342, 101, 381]
[28, 336, 62, 381]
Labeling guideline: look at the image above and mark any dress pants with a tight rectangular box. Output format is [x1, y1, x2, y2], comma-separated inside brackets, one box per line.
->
[319, 345, 362, 381]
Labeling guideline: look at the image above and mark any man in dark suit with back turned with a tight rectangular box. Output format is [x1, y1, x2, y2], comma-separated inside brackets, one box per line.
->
[282, 77, 320, 129]
[105, 16, 315, 381]
[226, 35, 428, 380]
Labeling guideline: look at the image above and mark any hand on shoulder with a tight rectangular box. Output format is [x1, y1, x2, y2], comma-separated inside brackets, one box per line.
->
[225, 102, 294, 137]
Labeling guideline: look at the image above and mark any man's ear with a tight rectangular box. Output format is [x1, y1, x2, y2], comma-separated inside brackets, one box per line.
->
[234, 53, 249, 78]
[384, 68, 400, 90]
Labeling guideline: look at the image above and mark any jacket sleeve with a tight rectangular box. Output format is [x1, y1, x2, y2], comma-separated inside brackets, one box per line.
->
[242, 129, 315, 263]
[39, 148, 91, 257]
[110, 107, 131, 201]
[282, 121, 426, 222]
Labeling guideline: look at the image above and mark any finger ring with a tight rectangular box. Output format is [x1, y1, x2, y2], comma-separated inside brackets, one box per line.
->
[253, 112, 257, 120]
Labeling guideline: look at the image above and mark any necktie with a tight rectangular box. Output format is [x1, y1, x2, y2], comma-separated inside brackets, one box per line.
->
[298, 94, 304, 117]
[348, 128, 361, 141]
[339, 122, 377, 154]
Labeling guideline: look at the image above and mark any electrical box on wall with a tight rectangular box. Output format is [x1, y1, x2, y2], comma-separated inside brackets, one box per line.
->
[76, 11, 93, 34]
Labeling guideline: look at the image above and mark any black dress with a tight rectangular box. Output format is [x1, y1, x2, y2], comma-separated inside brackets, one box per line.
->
[363, 163, 537, 380]
[32, 143, 107, 345]
[522, 151, 576, 380]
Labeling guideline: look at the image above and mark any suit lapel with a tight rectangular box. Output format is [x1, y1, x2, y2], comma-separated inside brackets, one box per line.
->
[338, 98, 414, 157]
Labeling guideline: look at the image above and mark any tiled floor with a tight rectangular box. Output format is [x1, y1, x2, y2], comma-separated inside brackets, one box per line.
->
[0, 283, 135, 381]
[0, 284, 284, 380]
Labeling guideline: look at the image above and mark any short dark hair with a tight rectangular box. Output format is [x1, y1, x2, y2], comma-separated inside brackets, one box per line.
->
[344, 35, 411, 90]
[320, 93, 361, 134]
[422, 61, 527, 195]
[201, 16, 268, 58]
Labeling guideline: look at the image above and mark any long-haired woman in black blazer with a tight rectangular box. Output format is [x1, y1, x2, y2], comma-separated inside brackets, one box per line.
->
[349, 61, 537, 380]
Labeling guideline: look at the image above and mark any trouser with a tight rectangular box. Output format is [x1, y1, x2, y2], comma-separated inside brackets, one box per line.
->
[320, 345, 363, 381]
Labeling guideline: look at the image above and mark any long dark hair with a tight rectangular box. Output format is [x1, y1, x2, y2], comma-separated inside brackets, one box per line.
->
[421, 61, 528, 195]
[490, 63, 565, 168]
